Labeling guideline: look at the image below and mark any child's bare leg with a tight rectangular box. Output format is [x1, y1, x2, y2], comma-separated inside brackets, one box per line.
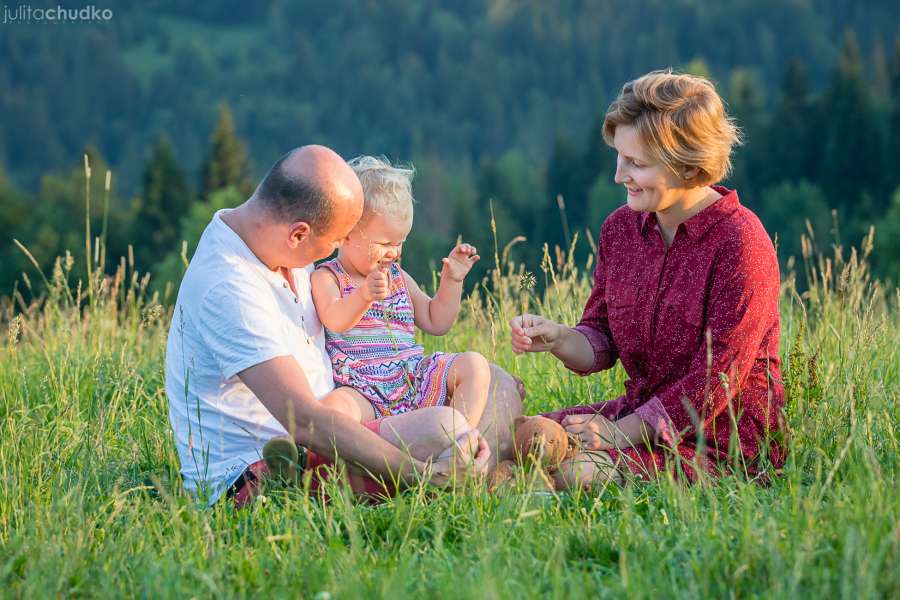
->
[378, 406, 474, 462]
[320, 386, 377, 423]
[344, 407, 477, 493]
[446, 352, 491, 427]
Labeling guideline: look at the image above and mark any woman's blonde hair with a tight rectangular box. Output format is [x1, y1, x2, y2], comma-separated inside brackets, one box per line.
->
[347, 155, 415, 223]
[602, 70, 742, 186]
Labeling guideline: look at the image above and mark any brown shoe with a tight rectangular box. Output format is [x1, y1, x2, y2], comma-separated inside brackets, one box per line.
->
[262, 437, 307, 483]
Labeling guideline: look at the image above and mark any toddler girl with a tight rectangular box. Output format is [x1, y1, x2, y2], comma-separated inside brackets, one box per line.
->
[310, 156, 491, 428]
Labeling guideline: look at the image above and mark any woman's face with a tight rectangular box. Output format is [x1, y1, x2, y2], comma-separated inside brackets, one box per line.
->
[340, 212, 411, 275]
[612, 124, 690, 213]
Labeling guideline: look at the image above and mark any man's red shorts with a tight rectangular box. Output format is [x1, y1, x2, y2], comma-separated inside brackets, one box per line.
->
[229, 419, 398, 508]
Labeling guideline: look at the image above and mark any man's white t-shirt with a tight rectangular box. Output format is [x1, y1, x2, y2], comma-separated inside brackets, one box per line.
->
[165, 209, 334, 504]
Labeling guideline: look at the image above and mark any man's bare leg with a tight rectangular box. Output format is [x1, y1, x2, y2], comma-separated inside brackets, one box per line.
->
[446, 351, 492, 427]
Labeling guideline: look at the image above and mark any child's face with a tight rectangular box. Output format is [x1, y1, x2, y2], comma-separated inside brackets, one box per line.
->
[340, 212, 412, 275]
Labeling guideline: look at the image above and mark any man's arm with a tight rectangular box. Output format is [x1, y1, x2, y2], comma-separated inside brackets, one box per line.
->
[239, 355, 436, 485]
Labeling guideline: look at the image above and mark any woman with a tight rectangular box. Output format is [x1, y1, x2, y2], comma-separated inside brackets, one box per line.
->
[511, 70, 785, 489]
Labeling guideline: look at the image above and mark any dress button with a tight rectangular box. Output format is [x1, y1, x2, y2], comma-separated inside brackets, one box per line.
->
[294, 298, 298, 303]
[283, 282, 288, 288]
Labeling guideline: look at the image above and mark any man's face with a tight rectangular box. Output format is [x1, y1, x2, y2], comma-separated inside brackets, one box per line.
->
[305, 209, 360, 264]
[288, 186, 363, 267]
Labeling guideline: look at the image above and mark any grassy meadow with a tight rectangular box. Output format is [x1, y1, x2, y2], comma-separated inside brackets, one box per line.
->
[1, 207, 898, 598]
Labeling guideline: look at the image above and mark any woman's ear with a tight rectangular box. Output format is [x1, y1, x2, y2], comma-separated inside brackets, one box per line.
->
[681, 166, 701, 181]
[286, 221, 312, 248]
[680, 166, 708, 187]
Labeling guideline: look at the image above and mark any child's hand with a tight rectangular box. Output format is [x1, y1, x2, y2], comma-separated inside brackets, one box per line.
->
[441, 243, 480, 282]
[361, 267, 390, 302]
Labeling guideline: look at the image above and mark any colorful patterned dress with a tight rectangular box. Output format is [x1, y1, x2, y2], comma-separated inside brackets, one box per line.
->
[317, 258, 457, 417]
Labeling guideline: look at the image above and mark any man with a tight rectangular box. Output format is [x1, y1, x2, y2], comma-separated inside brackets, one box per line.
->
[165, 145, 522, 504]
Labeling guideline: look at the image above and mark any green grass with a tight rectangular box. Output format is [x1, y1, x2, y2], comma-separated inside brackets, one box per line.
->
[1, 223, 898, 598]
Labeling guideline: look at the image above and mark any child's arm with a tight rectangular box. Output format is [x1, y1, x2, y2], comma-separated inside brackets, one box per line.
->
[404, 243, 479, 336]
[310, 267, 390, 333]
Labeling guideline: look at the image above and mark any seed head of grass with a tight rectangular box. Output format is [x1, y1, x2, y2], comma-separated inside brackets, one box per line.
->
[7, 314, 22, 349]
[519, 271, 536, 292]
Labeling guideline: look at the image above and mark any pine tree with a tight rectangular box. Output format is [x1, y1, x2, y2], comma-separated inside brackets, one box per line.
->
[199, 104, 254, 198]
[764, 58, 814, 187]
[545, 136, 592, 252]
[0, 166, 32, 295]
[727, 68, 766, 191]
[871, 37, 890, 100]
[887, 37, 900, 193]
[132, 136, 192, 269]
[818, 29, 885, 221]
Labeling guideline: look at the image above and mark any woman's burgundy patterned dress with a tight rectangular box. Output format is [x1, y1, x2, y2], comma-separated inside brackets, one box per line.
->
[543, 186, 786, 480]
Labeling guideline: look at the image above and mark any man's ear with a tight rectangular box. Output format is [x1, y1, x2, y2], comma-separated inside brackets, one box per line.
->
[286, 221, 312, 248]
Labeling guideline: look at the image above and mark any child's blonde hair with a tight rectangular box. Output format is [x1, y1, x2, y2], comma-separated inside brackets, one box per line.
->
[347, 155, 415, 224]
[602, 69, 742, 186]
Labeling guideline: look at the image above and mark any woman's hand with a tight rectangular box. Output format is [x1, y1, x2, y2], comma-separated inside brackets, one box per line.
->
[510, 314, 564, 353]
[562, 413, 651, 452]
[562, 413, 618, 451]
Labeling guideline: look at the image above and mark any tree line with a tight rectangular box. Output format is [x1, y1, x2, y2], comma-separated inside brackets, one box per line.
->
[2, 2, 900, 300]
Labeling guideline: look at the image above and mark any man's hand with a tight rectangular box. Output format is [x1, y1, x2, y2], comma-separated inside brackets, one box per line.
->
[429, 431, 491, 487]
[361, 267, 390, 302]
[510, 314, 564, 353]
[238, 356, 426, 485]
[441, 243, 480, 282]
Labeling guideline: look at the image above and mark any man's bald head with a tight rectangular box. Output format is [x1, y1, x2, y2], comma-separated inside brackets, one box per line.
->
[254, 145, 364, 233]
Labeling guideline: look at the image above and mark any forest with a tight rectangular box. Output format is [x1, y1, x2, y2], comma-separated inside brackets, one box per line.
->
[2, 4, 899, 597]
[2, 0, 899, 298]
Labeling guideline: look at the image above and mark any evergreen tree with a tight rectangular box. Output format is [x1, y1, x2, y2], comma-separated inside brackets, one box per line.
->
[753, 180, 832, 264]
[20, 148, 131, 287]
[152, 186, 242, 296]
[818, 30, 884, 221]
[870, 37, 890, 100]
[887, 37, 900, 192]
[199, 105, 254, 198]
[764, 58, 814, 187]
[545, 136, 592, 252]
[132, 137, 192, 269]
[872, 187, 900, 286]
[727, 68, 766, 191]
[0, 167, 32, 295]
